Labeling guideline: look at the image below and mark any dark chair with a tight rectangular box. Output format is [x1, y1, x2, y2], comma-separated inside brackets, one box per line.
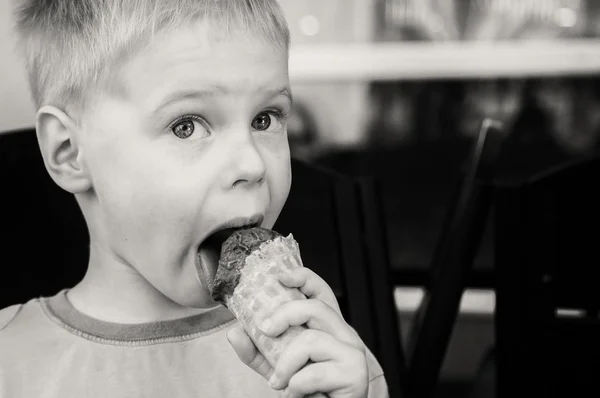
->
[315, 137, 479, 284]
[494, 154, 600, 398]
[0, 127, 404, 397]
[274, 159, 405, 398]
[0, 128, 89, 307]
[402, 119, 505, 398]
[316, 119, 505, 398]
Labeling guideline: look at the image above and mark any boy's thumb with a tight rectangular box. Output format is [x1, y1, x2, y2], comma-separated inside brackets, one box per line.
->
[226, 325, 273, 381]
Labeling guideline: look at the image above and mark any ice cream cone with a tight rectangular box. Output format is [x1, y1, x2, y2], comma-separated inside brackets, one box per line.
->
[210, 228, 327, 397]
[213, 232, 307, 366]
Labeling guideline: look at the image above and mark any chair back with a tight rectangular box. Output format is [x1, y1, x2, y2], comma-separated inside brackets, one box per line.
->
[275, 159, 405, 397]
[494, 153, 600, 397]
[404, 119, 505, 398]
[0, 128, 88, 308]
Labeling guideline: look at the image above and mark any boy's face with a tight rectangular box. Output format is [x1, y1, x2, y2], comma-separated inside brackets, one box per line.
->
[78, 24, 292, 308]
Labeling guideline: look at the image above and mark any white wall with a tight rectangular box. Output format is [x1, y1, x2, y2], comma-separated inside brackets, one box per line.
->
[280, 0, 374, 148]
[0, 1, 36, 132]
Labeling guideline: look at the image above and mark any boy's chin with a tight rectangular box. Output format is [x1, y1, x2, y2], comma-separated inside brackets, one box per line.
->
[162, 263, 219, 310]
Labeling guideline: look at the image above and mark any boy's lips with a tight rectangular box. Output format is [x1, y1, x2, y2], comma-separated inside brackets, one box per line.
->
[195, 214, 264, 293]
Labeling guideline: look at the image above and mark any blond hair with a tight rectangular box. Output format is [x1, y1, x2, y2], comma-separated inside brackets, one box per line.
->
[13, 0, 290, 119]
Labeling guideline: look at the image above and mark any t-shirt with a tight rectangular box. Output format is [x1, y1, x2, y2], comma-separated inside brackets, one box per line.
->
[0, 290, 388, 397]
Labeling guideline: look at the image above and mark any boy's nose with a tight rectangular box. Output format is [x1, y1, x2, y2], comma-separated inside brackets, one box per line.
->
[224, 139, 267, 189]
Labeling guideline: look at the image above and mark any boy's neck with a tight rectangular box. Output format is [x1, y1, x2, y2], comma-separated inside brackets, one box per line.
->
[67, 246, 216, 324]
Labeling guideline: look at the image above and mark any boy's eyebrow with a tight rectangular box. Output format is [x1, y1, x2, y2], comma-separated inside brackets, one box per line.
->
[154, 86, 293, 112]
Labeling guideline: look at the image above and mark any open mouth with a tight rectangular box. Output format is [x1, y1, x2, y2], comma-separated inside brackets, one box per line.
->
[196, 216, 263, 292]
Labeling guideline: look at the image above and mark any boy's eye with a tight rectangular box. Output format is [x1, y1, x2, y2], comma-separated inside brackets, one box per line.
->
[170, 116, 208, 139]
[252, 112, 273, 131]
[172, 120, 194, 139]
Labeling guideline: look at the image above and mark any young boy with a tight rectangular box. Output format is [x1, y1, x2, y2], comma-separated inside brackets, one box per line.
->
[0, 0, 388, 397]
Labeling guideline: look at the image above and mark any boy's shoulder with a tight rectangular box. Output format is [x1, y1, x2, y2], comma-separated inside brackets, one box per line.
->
[0, 303, 23, 331]
[0, 297, 48, 344]
[0, 299, 43, 370]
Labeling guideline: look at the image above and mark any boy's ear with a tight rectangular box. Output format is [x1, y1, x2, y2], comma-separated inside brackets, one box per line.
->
[35, 106, 92, 194]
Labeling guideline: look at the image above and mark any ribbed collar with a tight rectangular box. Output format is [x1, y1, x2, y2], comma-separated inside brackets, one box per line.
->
[42, 289, 235, 343]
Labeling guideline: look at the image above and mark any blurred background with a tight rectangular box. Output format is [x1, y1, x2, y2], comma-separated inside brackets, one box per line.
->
[2, 0, 600, 396]
[280, 2, 600, 395]
[276, 1, 600, 396]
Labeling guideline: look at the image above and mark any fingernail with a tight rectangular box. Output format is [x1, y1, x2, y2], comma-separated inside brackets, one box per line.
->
[268, 374, 279, 389]
[260, 319, 272, 333]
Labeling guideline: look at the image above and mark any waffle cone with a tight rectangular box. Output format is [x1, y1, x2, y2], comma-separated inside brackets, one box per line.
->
[224, 234, 307, 368]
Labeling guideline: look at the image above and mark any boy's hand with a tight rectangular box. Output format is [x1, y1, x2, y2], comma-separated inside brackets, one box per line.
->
[226, 267, 369, 398]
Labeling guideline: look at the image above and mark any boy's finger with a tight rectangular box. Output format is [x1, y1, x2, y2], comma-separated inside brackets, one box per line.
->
[278, 268, 341, 315]
[259, 299, 359, 348]
[226, 325, 273, 381]
[268, 329, 351, 390]
[285, 362, 355, 398]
